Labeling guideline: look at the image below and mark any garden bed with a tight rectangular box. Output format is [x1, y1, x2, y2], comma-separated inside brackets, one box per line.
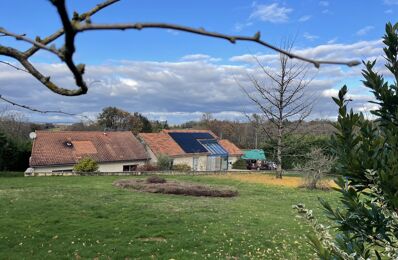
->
[113, 177, 238, 197]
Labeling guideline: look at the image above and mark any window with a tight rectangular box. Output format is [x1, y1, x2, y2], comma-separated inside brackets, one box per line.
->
[123, 165, 138, 172]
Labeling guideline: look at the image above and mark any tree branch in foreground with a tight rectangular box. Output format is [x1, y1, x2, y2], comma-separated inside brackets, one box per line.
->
[0, 94, 93, 123]
[0, 0, 360, 97]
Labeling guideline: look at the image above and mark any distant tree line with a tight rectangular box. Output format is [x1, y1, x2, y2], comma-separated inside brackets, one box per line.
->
[66, 107, 169, 134]
[0, 105, 335, 171]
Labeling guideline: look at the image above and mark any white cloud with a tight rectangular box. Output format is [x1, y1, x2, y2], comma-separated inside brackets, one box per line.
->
[385, 9, 393, 13]
[250, 3, 293, 23]
[180, 54, 221, 62]
[356, 26, 375, 36]
[298, 15, 311, 22]
[234, 22, 253, 32]
[319, 1, 329, 7]
[384, 0, 398, 5]
[0, 39, 386, 124]
[303, 32, 319, 41]
[327, 37, 338, 44]
[321, 88, 339, 98]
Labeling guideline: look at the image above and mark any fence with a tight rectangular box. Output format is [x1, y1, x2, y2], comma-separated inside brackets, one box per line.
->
[25, 170, 256, 177]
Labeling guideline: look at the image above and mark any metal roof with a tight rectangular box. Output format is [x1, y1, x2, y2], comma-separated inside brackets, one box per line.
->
[199, 139, 228, 156]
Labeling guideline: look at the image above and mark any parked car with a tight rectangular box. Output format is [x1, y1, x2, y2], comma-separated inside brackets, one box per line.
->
[246, 160, 277, 170]
[264, 161, 277, 170]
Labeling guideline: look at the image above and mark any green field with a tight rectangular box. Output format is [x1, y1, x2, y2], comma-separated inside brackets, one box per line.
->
[0, 175, 338, 259]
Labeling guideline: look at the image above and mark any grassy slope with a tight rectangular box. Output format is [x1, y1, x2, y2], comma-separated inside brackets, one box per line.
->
[0, 175, 338, 259]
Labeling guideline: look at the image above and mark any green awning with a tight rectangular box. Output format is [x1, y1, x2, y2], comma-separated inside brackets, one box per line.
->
[241, 149, 266, 160]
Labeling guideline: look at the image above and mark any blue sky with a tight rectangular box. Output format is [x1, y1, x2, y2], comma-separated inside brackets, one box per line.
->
[0, 0, 397, 124]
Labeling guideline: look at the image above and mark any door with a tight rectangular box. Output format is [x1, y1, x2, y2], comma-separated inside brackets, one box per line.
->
[193, 157, 199, 171]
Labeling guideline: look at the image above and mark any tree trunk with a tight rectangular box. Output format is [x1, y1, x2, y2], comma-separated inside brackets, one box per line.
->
[276, 126, 283, 179]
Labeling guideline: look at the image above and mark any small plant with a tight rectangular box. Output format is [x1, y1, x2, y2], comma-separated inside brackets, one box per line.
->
[73, 157, 99, 173]
[146, 176, 166, 184]
[156, 154, 173, 170]
[294, 148, 335, 189]
[172, 164, 191, 172]
[232, 158, 247, 169]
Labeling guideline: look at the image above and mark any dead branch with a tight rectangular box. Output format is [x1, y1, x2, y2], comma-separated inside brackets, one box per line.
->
[0, 61, 28, 72]
[0, 0, 360, 97]
[0, 94, 75, 116]
[0, 94, 95, 123]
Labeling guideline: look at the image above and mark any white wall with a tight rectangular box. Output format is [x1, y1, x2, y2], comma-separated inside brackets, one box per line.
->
[32, 160, 147, 173]
[228, 156, 241, 169]
[172, 155, 208, 171]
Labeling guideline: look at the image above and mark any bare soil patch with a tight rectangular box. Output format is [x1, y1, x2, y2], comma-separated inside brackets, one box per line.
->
[113, 178, 238, 197]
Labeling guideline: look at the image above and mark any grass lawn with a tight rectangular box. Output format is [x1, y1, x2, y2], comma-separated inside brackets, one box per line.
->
[0, 175, 339, 259]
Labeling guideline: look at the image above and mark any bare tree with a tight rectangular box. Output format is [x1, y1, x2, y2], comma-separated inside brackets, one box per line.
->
[0, 0, 359, 101]
[294, 148, 335, 189]
[242, 42, 315, 178]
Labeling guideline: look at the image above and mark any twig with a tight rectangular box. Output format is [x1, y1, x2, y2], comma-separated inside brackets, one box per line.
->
[77, 23, 360, 68]
[0, 0, 361, 97]
[0, 61, 28, 72]
[0, 94, 94, 122]
[0, 94, 75, 115]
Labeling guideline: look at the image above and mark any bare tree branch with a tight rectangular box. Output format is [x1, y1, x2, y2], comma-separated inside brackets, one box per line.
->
[0, 61, 28, 72]
[0, 94, 75, 116]
[0, 0, 360, 97]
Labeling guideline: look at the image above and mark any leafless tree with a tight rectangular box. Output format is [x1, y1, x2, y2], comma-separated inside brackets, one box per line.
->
[0, 0, 359, 103]
[0, 108, 31, 141]
[294, 148, 335, 189]
[242, 41, 315, 178]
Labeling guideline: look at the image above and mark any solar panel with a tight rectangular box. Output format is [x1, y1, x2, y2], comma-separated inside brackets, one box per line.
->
[199, 139, 228, 156]
[169, 132, 214, 153]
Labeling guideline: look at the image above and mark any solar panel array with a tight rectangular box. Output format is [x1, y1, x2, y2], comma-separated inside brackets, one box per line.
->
[199, 139, 228, 156]
[168, 132, 215, 153]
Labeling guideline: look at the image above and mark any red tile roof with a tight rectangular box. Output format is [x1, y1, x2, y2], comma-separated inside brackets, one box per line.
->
[140, 130, 242, 157]
[219, 139, 243, 156]
[138, 132, 186, 157]
[30, 131, 149, 167]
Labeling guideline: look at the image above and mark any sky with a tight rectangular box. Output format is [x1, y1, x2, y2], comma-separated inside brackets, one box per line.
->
[0, 0, 397, 124]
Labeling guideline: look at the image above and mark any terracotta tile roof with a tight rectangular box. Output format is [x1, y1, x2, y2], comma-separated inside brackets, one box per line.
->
[30, 131, 149, 167]
[219, 139, 244, 156]
[138, 132, 185, 157]
[140, 130, 242, 157]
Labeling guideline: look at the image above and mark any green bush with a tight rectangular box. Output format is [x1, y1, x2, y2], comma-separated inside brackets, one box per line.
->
[294, 23, 398, 259]
[263, 135, 330, 170]
[172, 164, 191, 172]
[232, 158, 247, 169]
[0, 171, 24, 177]
[0, 132, 31, 171]
[73, 157, 99, 173]
[156, 154, 172, 170]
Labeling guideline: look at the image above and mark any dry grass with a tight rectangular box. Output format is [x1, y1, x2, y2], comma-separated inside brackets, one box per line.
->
[113, 178, 238, 197]
[210, 173, 336, 188]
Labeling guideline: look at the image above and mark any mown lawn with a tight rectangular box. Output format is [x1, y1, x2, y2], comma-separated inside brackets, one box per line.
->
[0, 175, 338, 259]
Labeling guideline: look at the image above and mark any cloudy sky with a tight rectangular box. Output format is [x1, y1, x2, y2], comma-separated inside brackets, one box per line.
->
[0, 0, 397, 124]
